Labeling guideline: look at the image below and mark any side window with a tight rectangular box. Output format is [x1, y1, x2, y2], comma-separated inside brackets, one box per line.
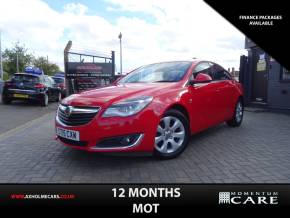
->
[193, 62, 210, 74]
[211, 64, 231, 81]
[49, 77, 56, 87]
[43, 76, 51, 87]
[192, 62, 211, 79]
[39, 76, 45, 83]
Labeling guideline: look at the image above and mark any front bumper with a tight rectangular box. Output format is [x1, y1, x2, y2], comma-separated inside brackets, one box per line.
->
[55, 108, 160, 152]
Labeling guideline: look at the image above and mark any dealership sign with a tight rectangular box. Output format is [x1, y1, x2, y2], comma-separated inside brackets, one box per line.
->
[66, 62, 113, 92]
[66, 62, 113, 79]
[218, 191, 279, 205]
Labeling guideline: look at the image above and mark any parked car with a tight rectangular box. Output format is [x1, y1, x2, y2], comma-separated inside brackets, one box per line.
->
[55, 60, 244, 159]
[51, 76, 66, 98]
[2, 73, 62, 106]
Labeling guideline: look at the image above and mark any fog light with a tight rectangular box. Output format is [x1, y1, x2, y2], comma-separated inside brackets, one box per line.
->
[96, 134, 143, 149]
[120, 135, 136, 146]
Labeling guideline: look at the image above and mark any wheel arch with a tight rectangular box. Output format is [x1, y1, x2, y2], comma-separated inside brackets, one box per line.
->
[165, 103, 190, 123]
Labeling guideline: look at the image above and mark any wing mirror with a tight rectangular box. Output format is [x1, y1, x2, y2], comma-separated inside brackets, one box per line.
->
[189, 73, 213, 85]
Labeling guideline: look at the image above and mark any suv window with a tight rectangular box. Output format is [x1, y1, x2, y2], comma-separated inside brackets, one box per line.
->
[12, 74, 39, 83]
[48, 77, 56, 87]
[209, 64, 231, 81]
[43, 76, 52, 87]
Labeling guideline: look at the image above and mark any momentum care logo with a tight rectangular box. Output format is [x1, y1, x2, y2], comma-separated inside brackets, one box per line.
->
[218, 191, 278, 205]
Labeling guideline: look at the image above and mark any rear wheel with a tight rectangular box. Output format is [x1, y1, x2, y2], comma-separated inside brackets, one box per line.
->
[40, 93, 48, 107]
[154, 109, 190, 159]
[226, 98, 244, 127]
[2, 95, 12, 104]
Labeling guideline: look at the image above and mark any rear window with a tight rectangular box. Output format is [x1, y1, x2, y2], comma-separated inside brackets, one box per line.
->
[12, 74, 40, 83]
[52, 77, 64, 84]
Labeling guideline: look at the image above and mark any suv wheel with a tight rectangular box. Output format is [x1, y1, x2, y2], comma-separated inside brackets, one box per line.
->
[154, 109, 190, 159]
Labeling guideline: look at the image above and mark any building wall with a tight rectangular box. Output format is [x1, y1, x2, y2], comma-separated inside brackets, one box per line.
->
[268, 60, 290, 109]
[240, 41, 290, 110]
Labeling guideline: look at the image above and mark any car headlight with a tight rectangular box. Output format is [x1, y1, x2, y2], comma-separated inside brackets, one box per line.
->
[102, 96, 153, 117]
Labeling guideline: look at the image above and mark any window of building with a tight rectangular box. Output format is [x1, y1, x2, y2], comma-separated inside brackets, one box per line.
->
[281, 67, 290, 81]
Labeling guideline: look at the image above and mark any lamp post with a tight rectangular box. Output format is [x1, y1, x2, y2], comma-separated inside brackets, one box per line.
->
[0, 30, 3, 80]
[118, 32, 122, 75]
[16, 52, 19, 73]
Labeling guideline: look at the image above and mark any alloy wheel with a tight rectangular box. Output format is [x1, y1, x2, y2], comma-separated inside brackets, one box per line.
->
[235, 101, 243, 123]
[155, 116, 185, 154]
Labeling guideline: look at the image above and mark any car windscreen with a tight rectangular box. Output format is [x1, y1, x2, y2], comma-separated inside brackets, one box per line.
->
[120, 61, 192, 83]
[52, 77, 64, 84]
[12, 74, 40, 83]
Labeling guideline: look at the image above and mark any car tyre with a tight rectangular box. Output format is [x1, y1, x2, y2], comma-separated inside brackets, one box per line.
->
[2, 95, 12, 104]
[154, 109, 190, 159]
[41, 93, 49, 107]
[226, 98, 244, 127]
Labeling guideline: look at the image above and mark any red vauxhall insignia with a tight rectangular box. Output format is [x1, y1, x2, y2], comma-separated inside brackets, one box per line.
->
[55, 60, 244, 159]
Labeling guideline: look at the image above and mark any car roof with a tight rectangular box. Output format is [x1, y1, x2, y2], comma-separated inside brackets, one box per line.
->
[141, 59, 207, 66]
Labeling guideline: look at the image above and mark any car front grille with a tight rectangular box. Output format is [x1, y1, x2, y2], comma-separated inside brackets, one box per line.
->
[57, 104, 100, 126]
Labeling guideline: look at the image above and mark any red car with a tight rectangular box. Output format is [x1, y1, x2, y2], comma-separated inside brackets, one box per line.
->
[55, 60, 243, 159]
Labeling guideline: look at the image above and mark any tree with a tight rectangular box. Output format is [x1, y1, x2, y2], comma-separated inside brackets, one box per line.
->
[33, 56, 60, 76]
[3, 42, 33, 77]
[1, 42, 61, 78]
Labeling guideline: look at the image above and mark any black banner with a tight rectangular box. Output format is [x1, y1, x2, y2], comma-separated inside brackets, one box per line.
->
[0, 184, 289, 212]
[204, 0, 290, 70]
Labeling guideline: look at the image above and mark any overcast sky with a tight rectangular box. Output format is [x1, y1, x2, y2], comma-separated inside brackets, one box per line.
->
[0, 0, 246, 72]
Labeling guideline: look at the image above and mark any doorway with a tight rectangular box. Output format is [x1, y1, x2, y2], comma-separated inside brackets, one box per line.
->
[252, 48, 268, 103]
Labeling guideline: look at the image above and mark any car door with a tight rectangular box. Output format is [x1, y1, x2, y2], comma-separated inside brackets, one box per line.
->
[47, 77, 59, 100]
[43, 76, 53, 100]
[188, 62, 220, 131]
[209, 63, 236, 122]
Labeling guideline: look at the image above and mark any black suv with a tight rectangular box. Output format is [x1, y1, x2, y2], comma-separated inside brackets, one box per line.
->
[2, 73, 61, 107]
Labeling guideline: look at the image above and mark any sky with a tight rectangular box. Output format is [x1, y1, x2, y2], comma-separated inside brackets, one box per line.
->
[0, 0, 246, 73]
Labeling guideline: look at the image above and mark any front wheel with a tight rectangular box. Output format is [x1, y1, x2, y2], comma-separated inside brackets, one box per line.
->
[226, 98, 244, 127]
[154, 109, 190, 159]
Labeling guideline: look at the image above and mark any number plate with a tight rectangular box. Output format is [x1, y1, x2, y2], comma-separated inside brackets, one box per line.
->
[56, 127, 80, 141]
[13, 94, 28, 98]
